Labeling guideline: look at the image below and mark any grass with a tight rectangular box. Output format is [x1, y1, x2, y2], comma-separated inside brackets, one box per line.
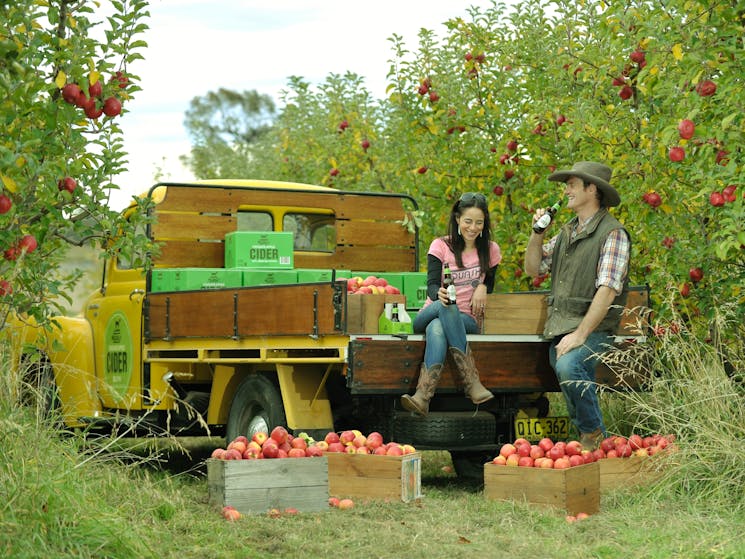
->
[2, 307, 745, 559]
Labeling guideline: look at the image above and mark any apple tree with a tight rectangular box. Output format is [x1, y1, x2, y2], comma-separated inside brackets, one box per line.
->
[0, 0, 153, 330]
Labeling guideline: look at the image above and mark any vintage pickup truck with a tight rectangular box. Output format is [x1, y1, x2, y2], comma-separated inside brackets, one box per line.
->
[14, 180, 649, 477]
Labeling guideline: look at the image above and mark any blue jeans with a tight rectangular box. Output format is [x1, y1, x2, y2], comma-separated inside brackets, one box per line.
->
[413, 301, 479, 368]
[548, 331, 614, 436]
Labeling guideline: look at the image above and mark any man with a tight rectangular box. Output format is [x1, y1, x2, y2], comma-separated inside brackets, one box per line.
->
[524, 161, 630, 450]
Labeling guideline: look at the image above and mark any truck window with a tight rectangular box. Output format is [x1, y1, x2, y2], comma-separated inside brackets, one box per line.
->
[236, 211, 272, 232]
[283, 213, 335, 252]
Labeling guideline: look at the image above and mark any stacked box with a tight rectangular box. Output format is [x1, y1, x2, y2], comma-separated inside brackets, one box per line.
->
[151, 268, 243, 291]
[483, 462, 600, 515]
[296, 268, 351, 283]
[598, 456, 663, 491]
[402, 272, 428, 309]
[207, 457, 328, 515]
[346, 294, 406, 334]
[327, 453, 422, 503]
[242, 269, 298, 287]
[150, 269, 174, 292]
[225, 231, 294, 269]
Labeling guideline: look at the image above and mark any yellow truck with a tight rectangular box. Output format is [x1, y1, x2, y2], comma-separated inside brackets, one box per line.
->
[14, 179, 648, 477]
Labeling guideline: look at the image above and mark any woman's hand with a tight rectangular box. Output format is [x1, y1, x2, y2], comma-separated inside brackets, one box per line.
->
[470, 284, 487, 315]
[436, 286, 449, 305]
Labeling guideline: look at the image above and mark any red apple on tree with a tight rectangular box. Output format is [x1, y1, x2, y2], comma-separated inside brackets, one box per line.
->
[689, 267, 704, 283]
[329, 167, 339, 177]
[19, 234, 37, 254]
[58, 176, 77, 193]
[0, 279, 12, 296]
[492, 185, 504, 196]
[61, 83, 82, 104]
[88, 80, 103, 98]
[417, 166, 428, 174]
[668, 146, 685, 162]
[709, 191, 725, 206]
[643, 192, 662, 207]
[695, 79, 716, 97]
[0, 194, 12, 214]
[619, 85, 633, 100]
[629, 50, 645, 64]
[102, 96, 122, 117]
[506, 139, 518, 152]
[677, 119, 695, 139]
[722, 185, 737, 202]
[679, 282, 690, 297]
[360, 139, 370, 151]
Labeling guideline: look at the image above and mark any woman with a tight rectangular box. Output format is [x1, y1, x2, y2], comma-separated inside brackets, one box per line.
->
[401, 192, 502, 416]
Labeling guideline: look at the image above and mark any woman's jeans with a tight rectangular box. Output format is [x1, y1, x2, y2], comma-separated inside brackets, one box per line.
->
[548, 331, 613, 436]
[413, 301, 479, 368]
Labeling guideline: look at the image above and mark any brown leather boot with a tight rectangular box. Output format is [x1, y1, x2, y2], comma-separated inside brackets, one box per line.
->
[401, 362, 443, 416]
[449, 346, 494, 405]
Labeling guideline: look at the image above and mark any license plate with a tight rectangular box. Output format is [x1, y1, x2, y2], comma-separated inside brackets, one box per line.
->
[514, 417, 571, 441]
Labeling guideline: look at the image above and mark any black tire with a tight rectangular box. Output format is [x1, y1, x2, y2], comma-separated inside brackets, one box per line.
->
[392, 411, 496, 448]
[21, 354, 61, 425]
[226, 374, 286, 443]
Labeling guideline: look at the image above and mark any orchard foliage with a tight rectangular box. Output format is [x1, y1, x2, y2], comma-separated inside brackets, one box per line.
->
[0, 1, 153, 328]
[189, 1, 744, 341]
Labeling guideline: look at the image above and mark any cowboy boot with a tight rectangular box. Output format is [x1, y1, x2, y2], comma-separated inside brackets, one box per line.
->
[401, 362, 443, 416]
[449, 346, 494, 405]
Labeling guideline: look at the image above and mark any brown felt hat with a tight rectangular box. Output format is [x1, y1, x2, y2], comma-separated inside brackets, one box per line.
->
[547, 161, 620, 207]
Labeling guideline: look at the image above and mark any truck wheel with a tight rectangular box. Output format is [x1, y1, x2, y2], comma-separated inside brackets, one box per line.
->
[226, 374, 286, 443]
[21, 354, 60, 424]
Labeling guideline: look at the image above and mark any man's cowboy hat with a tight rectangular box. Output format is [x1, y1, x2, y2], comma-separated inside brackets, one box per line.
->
[547, 161, 620, 207]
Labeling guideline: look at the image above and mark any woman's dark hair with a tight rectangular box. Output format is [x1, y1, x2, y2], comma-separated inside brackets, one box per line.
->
[445, 192, 492, 273]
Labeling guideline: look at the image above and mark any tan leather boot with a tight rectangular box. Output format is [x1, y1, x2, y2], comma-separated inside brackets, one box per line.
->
[449, 346, 494, 405]
[401, 362, 443, 416]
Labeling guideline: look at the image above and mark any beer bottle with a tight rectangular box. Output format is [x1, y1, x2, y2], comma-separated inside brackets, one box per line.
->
[443, 262, 457, 305]
[391, 304, 399, 322]
[532, 200, 562, 234]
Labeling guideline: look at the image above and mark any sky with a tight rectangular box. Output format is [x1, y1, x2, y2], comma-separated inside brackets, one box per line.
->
[111, 0, 497, 210]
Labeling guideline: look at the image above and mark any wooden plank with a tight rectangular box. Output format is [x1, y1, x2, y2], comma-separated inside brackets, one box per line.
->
[156, 240, 224, 268]
[145, 283, 342, 340]
[598, 455, 663, 490]
[483, 293, 547, 335]
[483, 461, 600, 515]
[207, 457, 329, 514]
[151, 212, 236, 241]
[326, 453, 422, 502]
[347, 339, 557, 394]
[155, 184, 412, 220]
[336, 220, 413, 247]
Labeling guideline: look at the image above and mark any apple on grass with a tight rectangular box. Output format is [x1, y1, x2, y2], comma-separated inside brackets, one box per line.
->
[221, 506, 241, 521]
[338, 498, 354, 510]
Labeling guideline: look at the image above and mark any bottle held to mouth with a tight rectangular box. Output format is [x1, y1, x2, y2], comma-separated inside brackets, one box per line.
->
[443, 262, 457, 305]
[532, 199, 562, 234]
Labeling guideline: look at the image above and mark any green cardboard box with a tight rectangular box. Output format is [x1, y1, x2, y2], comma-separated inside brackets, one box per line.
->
[242, 269, 298, 287]
[402, 272, 428, 309]
[225, 231, 294, 269]
[296, 268, 351, 283]
[152, 268, 243, 291]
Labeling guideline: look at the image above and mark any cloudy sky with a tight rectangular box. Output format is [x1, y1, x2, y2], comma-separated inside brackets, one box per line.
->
[111, 0, 497, 210]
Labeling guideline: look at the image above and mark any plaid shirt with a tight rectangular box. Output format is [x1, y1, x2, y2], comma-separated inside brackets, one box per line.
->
[539, 216, 630, 295]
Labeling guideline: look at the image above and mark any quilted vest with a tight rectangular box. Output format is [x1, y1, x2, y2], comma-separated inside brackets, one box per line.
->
[543, 208, 630, 338]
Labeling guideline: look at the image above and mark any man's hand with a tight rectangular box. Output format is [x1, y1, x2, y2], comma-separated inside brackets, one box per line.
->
[555, 330, 586, 359]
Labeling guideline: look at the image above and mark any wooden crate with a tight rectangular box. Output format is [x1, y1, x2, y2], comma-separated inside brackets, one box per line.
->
[346, 294, 406, 334]
[327, 452, 422, 503]
[207, 457, 329, 514]
[598, 456, 663, 491]
[483, 292, 548, 335]
[483, 462, 600, 515]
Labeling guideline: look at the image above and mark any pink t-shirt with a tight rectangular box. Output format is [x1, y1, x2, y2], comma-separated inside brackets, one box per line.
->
[424, 237, 502, 316]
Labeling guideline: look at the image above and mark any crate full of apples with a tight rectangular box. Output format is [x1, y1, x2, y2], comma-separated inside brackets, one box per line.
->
[484, 437, 600, 515]
[207, 426, 329, 515]
[345, 275, 406, 333]
[595, 433, 673, 490]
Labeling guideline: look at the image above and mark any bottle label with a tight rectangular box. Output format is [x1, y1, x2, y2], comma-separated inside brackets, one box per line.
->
[535, 213, 551, 229]
[447, 284, 457, 304]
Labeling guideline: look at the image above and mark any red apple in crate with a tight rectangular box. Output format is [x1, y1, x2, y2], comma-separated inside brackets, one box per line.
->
[211, 448, 226, 459]
[517, 456, 534, 467]
[373, 446, 387, 456]
[352, 434, 367, 448]
[261, 441, 279, 458]
[553, 456, 571, 469]
[538, 438, 554, 452]
[600, 437, 616, 453]
[513, 438, 530, 447]
[252, 432, 268, 445]
[539, 458, 554, 469]
[365, 432, 384, 450]
[327, 442, 345, 453]
[270, 425, 288, 445]
[224, 448, 242, 460]
[243, 447, 261, 459]
[628, 434, 643, 450]
[506, 453, 520, 467]
[324, 431, 341, 445]
[493, 455, 507, 465]
[548, 445, 565, 461]
[290, 437, 307, 450]
[568, 454, 584, 467]
[499, 443, 517, 458]
[227, 439, 248, 455]
[355, 446, 370, 454]
[339, 430, 356, 445]
[384, 285, 401, 294]
[565, 440, 582, 456]
[315, 440, 329, 452]
[402, 444, 417, 455]
[386, 444, 404, 456]
[529, 445, 545, 460]
[288, 448, 306, 458]
[581, 450, 595, 464]
[516, 443, 531, 457]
